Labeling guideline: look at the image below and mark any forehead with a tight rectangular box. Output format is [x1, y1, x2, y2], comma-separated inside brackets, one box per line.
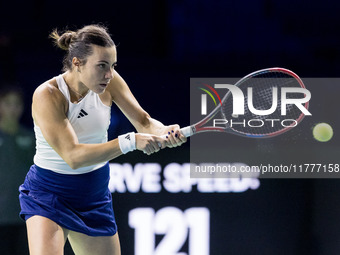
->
[88, 45, 117, 62]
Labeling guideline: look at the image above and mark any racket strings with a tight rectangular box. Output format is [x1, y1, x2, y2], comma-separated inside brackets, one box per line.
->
[221, 71, 307, 136]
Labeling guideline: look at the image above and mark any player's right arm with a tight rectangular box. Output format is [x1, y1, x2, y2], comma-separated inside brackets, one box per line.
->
[32, 80, 166, 170]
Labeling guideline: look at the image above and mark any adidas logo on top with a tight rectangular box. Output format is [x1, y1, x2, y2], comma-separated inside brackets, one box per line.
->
[125, 134, 130, 140]
[77, 109, 88, 118]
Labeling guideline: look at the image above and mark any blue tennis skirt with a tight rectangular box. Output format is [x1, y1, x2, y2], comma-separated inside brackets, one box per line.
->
[19, 163, 117, 236]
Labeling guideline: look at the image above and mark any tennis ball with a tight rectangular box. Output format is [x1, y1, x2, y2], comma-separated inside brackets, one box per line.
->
[313, 123, 333, 142]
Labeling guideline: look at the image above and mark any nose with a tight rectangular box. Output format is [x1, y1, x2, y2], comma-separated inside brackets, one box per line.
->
[105, 68, 114, 80]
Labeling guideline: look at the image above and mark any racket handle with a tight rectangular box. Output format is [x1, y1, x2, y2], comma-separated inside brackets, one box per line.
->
[158, 126, 193, 148]
[180, 126, 193, 137]
[160, 126, 193, 139]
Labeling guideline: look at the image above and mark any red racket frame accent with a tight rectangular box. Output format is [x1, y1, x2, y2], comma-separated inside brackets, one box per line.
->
[191, 67, 309, 138]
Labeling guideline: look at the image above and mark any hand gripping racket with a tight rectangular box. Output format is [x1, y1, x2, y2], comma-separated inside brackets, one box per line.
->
[179, 67, 310, 138]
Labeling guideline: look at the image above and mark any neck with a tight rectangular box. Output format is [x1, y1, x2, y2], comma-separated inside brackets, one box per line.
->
[63, 72, 89, 102]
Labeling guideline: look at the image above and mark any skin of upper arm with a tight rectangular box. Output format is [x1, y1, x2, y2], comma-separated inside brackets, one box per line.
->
[32, 82, 79, 164]
[107, 70, 153, 132]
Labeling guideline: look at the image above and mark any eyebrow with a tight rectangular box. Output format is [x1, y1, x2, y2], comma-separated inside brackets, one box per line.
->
[98, 60, 117, 65]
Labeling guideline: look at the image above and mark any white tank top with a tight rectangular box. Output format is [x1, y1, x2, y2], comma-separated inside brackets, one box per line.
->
[33, 74, 111, 174]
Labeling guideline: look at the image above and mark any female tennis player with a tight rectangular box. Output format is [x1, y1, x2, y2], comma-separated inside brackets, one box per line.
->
[18, 24, 186, 255]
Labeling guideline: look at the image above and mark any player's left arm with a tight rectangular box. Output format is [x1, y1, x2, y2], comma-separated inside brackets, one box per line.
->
[107, 70, 186, 148]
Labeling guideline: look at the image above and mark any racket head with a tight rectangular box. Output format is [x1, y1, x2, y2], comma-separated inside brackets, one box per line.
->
[192, 67, 309, 138]
[221, 67, 309, 138]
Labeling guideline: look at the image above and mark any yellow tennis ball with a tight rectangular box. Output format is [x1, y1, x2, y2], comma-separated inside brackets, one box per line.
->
[313, 123, 333, 142]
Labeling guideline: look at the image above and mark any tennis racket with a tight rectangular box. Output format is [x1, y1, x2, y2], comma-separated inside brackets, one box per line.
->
[179, 67, 310, 138]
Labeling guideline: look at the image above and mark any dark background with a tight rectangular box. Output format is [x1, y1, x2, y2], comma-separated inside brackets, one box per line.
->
[1, 0, 340, 254]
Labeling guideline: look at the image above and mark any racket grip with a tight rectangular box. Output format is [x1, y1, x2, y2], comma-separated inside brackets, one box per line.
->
[160, 126, 193, 139]
[180, 126, 193, 137]
[158, 126, 193, 148]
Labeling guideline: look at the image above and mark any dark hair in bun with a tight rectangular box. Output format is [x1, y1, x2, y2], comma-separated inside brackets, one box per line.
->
[49, 25, 115, 71]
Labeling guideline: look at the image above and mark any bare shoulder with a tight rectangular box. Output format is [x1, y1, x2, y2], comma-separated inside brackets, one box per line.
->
[34, 78, 60, 99]
[32, 78, 68, 116]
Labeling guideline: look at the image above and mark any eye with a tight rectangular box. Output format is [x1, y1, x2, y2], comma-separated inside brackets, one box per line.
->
[98, 64, 106, 69]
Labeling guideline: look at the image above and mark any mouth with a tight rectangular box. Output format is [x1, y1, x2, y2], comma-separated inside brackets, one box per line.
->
[99, 80, 110, 88]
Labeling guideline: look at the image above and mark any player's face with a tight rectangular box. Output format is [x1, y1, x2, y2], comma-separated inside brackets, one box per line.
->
[79, 45, 117, 94]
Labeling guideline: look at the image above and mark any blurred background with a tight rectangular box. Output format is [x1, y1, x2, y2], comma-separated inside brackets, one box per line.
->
[0, 0, 340, 254]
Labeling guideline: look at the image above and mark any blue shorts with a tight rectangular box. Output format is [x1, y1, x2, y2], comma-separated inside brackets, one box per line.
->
[19, 163, 117, 236]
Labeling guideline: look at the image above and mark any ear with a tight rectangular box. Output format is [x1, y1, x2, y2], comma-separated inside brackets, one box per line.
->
[72, 57, 82, 72]
[72, 57, 81, 67]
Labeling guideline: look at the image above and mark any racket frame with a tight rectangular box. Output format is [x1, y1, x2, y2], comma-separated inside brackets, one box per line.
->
[183, 67, 308, 138]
